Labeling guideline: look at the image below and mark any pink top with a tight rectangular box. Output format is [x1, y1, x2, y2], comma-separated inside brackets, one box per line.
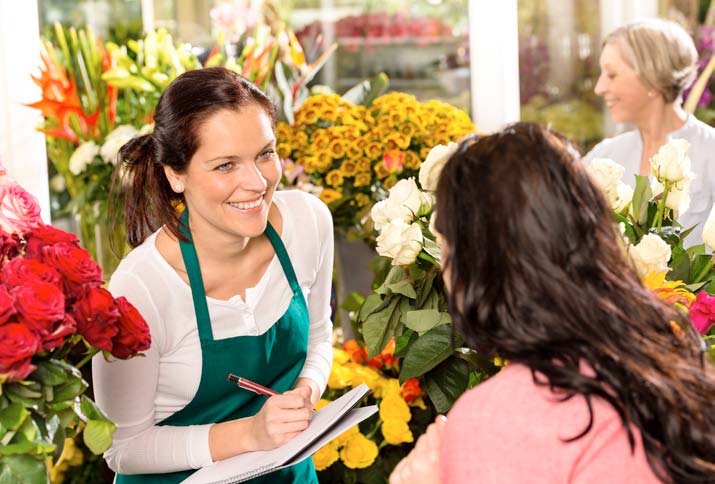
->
[440, 363, 662, 483]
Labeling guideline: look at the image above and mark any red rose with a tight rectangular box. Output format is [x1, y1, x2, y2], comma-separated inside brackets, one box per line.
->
[0, 285, 14, 324]
[0, 181, 42, 235]
[42, 313, 77, 351]
[1, 258, 62, 287]
[110, 297, 151, 359]
[0, 230, 21, 266]
[12, 281, 65, 335]
[0, 322, 41, 382]
[24, 224, 79, 259]
[41, 242, 103, 292]
[75, 287, 120, 352]
[400, 378, 422, 404]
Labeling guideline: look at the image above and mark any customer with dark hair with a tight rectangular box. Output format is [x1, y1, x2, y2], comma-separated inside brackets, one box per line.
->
[92, 67, 333, 483]
[391, 122, 715, 483]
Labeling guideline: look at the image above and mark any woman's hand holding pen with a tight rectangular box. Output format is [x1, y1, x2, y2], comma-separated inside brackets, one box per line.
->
[249, 386, 314, 450]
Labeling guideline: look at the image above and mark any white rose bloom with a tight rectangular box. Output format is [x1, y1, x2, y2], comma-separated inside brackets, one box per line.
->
[69, 141, 100, 175]
[613, 183, 634, 213]
[703, 204, 715, 251]
[628, 233, 672, 278]
[371, 178, 430, 230]
[649, 138, 691, 184]
[100, 125, 139, 165]
[419, 142, 458, 191]
[588, 158, 624, 203]
[376, 218, 424, 266]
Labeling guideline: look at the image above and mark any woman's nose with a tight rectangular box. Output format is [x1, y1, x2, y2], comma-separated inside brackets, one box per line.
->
[594, 75, 606, 96]
[240, 162, 269, 192]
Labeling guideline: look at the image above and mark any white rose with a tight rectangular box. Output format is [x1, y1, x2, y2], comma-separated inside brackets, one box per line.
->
[376, 218, 424, 266]
[419, 142, 458, 191]
[649, 138, 691, 184]
[703, 204, 715, 251]
[613, 183, 634, 213]
[100, 124, 139, 164]
[651, 173, 692, 216]
[371, 178, 430, 230]
[588, 158, 624, 204]
[628, 233, 672, 278]
[69, 141, 100, 175]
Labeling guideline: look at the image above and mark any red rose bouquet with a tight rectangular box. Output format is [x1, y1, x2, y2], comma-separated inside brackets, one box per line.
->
[0, 171, 150, 481]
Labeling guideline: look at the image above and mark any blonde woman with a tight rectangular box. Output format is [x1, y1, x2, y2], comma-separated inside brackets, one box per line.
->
[584, 18, 715, 244]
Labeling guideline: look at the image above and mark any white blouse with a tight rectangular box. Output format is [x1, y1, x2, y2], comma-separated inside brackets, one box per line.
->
[583, 115, 715, 246]
[92, 190, 334, 475]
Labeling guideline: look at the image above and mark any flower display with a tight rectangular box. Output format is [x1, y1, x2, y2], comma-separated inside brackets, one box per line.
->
[277, 92, 475, 233]
[313, 341, 430, 480]
[0, 171, 151, 481]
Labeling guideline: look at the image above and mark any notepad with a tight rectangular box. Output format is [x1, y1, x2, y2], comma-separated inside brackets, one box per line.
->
[182, 383, 377, 484]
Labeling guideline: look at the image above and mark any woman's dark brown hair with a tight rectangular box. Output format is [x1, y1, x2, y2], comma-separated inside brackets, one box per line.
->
[435, 122, 715, 483]
[109, 67, 276, 248]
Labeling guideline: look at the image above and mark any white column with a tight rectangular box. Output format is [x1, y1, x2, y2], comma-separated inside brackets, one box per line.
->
[141, 0, 155, 32]
[0, 0, 50, 222]
[468, 0, 520, 132]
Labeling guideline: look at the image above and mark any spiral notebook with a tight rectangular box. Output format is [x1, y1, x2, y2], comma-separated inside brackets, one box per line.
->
[182, 384, 377, 484]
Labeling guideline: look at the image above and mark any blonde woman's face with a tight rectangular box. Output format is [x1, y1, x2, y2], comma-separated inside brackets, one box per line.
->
[594, 42, 654, 124]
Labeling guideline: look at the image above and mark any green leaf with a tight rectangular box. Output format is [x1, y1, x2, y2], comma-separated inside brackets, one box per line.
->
[404, 309, 451, 334]
[78, 395, 110, 422]
[362, 298, 401, 358]
[0, 405, 28, 433]
[394, 330, 416, 358]
[691, 254, 714, 284]
[631, 175, 652, 226]
[423, 357, 470, 413]
[357, 294, 383, 322]
[416, 272, 436, 309]
[385, 280, 417, 299]
[29, 361, 68, 387]
[669, 251, 691, 282]
[399, 324, 454, 382]
[341, 291, 365, 313]
[53, 376, 87, 402]
[423, 237, 441, 263]
[0, 454, 47, 484]
[341, 72, 389, 107]
[376, 266, 407, 296]
[83, 419, 116, 455]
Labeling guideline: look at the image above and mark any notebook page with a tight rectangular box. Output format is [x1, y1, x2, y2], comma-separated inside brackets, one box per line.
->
[183, 384, 372, 484]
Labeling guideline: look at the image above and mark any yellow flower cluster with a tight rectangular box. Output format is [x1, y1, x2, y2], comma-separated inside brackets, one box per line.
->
[276, 92, 476, 227]
[49, 438, 84, 483]
[313, 348, 419, 472]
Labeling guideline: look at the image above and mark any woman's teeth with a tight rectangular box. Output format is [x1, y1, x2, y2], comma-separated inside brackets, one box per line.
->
[230, 198, 262, 210]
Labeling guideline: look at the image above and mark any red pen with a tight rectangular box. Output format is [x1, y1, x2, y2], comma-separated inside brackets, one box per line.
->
[227, 373, 279, 397]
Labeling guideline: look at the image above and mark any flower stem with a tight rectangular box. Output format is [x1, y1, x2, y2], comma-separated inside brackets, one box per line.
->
[75, 348, 100, 369]
[693, 259, 713, 284]
[653, 182, 670, 231]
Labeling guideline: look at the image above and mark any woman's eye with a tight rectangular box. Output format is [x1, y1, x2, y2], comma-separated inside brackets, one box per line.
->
[216, 162, 233, 171]
[259, 149, 276, 160]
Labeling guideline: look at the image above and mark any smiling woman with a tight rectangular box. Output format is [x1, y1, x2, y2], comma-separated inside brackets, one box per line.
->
[584, 19, 715, 246]
[93, 67, 334, 484]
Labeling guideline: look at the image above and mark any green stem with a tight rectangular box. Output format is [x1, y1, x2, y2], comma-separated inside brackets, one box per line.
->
[75, 348, 100, 369]
[692, 259, 713, 284]
[366, 418, 382, 440]
[417, 251, 436, 265]
[652, 182, 670, 231]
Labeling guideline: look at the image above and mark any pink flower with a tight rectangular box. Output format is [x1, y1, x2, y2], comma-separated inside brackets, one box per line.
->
[0, 181, 42, 235]
[688, 291, 715, 335]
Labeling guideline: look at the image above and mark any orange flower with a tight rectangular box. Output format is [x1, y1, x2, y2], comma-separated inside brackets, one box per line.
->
[343, 339, 367, 364]
[400, 378, 422, 404]
[383, 150, 405, 174]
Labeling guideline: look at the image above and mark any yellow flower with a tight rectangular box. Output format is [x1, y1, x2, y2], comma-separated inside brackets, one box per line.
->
[350, 364, 382, 391]
[313, 442, 340, 471]
[340, 433, 379, 469]
[320, 188, 343, 205]
[379, 393, 411, 422]
[375, 377, 401, 399]
[293, 131, 309, 146]
[314, 137, 330, 151]
[383, 176, 398, 190]
[276, 143, 292, 159]
[354, 193, 370, 207]
[332, 424, 359, 447]
[340, 160, 358, 177]
[365, 142, 383, 159]
[315, 398, 332, 411]
[403, 151, 420, 170]
[373, 161, 389, 180]
[327, 362, 353, 389]
[381, 418, 414, 445]
[399, 123, 416, 138]
[642, 271, 696, 307]
[354, 173, 371, 187]
[328, 139, 347, 159]
[333, 348, 351, 365]
[325, 169, 344, 188]
[357, 158, 372, 173]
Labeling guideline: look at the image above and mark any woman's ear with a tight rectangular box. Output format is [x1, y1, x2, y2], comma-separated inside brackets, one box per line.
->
[164, 166, 185, 194]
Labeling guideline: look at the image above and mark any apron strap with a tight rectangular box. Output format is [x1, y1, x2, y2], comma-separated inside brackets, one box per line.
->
[178, 210, 215, 342]
[264, 222, 302, 296]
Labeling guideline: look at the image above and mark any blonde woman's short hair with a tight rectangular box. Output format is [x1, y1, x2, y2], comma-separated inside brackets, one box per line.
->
[605, 18, 698, 103]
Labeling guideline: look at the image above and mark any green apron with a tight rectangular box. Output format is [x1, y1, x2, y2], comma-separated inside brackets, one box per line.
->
[116, 211, 317, 484]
